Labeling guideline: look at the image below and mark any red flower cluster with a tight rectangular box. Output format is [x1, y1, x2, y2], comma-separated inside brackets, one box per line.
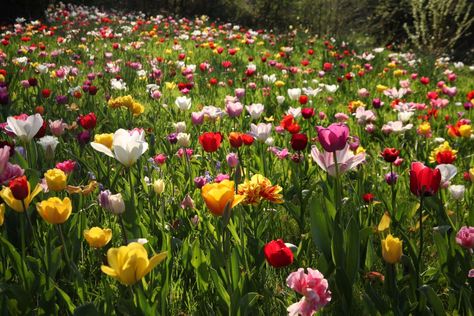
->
[280, 114, 300, 134]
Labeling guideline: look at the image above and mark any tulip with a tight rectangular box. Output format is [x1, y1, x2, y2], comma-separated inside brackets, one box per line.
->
[311, 144, 365, 177]
[290, 133, 308, 151]
[448, 184, 465, 200]
[264, 239, 294, 267]
[153, 179, 165, 194]
[37, 136, 60, 160]
[410, 162, 441, 197]
[8, 176, 29, 200]
[109, 193, 126, 215]
[250, 123, 272, 143]
[381, 234, 403, 264]
[455, 226, 474, 249]
[93, 133, 114, 149]
[84, 227, 112, 248]
[226, 153, 239, 168]
[91, 129, 148, 167]
[245, 103, 265, 120]
[198, 132, 222, 153]
[177, 133, 191, 147]
[381, 148, 400, 163]
[201, 180, 244, 216]
[180, 194, 195, 209]
[6, 113, 44, 143]
[286, 268, 331, 315]
[101, 242, 167, 285]
[175, 96, 192, 111]
[315, 123, 349, 152]
[36, 197, 72, 224]
[78, 112, 97, 130]
[44, 168, 67, 191]
[287, 88, 301, 100]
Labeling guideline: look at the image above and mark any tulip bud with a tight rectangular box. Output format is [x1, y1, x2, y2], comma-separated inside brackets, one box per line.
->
[109, 193, 125, 215]
[381, 234, 403, 264]
[226, 153, 239, 168]
[153, 179, 165, 195]
[9, 176, 29, 200]
[180, 194, 195, 209]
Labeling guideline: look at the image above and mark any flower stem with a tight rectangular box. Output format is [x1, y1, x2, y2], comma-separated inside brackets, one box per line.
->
[119, 215, 129, 245]
[417, 196, 424, 303]
[333, 151, 340, 213]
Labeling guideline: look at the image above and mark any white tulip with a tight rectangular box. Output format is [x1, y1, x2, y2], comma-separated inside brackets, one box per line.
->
[246, 103, 265, 120]
[250, 123, 272, 142]
[448, 185, 465, 200]
[91, 129, 148, 167]
[175, 96, 192, 111]
[287, 88, 301, 100]
[177, 133, 191, 147]
[6, 114, 44, 143]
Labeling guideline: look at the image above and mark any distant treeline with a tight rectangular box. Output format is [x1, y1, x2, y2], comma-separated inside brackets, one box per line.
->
[1, 0, 474, 61]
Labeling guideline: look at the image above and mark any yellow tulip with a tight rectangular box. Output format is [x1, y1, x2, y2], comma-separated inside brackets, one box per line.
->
[44, 168, 67, 191]
[101, 242, 167, 285]
[36, 197, 72, 224]
[459, 125, 472, 138]
[153, 179, 165, 195]
[201, 180, 244, 216]
[0, 203, 4, 225]
[469, 167, 474, 182]
[381, 234, 403, 264]
[0, 183, 42, 213]
[94, 133, 114, 149]
[84, 227, 112, 248]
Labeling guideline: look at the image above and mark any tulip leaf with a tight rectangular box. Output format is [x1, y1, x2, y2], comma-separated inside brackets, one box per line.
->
[55, 285, 76, 314]
[210, 268, 231, 309]
[419, 285, 446, 316]
[344, 218, 360, 284]
[309, 195, 332, 261]
[0, 236, 34, 289]
[238, 292, 260, 315]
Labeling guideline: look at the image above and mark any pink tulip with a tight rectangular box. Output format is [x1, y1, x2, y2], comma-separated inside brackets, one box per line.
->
[311, 143, 365, 177]
[456, 226, 474, 249]
[315, 123, 349, 152]
[286, 268, 331, 316]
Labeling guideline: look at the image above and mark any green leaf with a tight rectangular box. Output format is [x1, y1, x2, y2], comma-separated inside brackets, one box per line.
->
[309, 196, 332, 260]
[344, 218, 360, 284]
[210, 268, 231, 309]
[55, 285, 76, 313]
[238, 292, 260, 315]
[419, 285, 446, 316]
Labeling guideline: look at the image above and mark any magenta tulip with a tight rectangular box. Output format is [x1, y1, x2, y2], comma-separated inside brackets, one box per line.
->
[315, 123, 349, 152]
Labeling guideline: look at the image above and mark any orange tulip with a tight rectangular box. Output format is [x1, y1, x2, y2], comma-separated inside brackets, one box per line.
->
[201, 180, 244, 216]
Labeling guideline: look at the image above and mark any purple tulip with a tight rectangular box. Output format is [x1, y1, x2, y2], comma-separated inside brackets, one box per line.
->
[315, 123, 349, 152]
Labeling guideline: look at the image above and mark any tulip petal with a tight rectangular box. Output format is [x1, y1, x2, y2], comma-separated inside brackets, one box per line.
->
[101, 265, 118, 277]
[90, 142, 115, 158]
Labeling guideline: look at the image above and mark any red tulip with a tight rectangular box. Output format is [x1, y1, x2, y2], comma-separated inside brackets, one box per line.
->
[263, 239, 294, 268]
[199, 132, 222, 152]
[290, 133, 308, 151]
[301, 108, 315, 119]
[78, 112, 97, 130]
[409, 162, 441, 197]
[9, 176, 29, 200]
[241, 134, 254, 146]
[381, 148, 400, 163]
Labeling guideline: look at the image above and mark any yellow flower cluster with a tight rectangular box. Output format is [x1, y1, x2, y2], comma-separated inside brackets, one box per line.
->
[107, 95, 144, 116]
